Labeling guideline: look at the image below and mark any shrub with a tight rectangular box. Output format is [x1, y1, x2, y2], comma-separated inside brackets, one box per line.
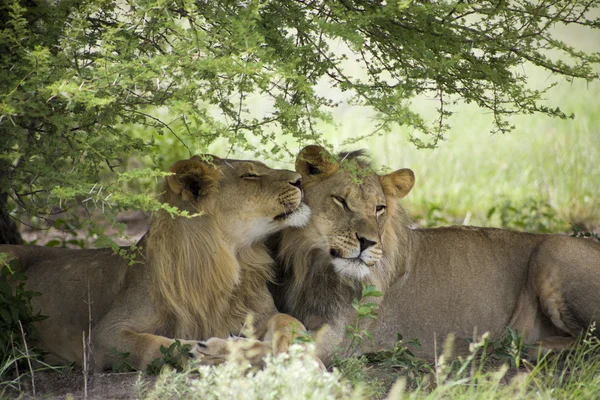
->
[0, 254, 46, 384]
[142, 344, 352, 400]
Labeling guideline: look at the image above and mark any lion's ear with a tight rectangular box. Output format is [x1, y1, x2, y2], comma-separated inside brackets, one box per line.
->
[380, 169, 415, 199]
[295, 145, 340, 180]
[167, 156, 222, 203]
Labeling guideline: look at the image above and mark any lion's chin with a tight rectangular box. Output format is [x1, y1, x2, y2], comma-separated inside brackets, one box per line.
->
[274, 203, 311, 228]
[332, 258, 371, 280]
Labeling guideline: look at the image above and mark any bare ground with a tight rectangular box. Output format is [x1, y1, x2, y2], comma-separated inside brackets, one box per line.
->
[2, 368, 157, 400]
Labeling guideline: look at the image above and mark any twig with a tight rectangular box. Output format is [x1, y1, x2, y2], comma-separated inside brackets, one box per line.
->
[17, 320, 35, 397]
[83, 332, 88, 400]
[463, 211, 471, 226]
[83, 278, 93, 400]
[9, 334, 21, 392]
[126, 108, 192, 156]
[87, 279, 93, 357]
[434, 332, 439, 388]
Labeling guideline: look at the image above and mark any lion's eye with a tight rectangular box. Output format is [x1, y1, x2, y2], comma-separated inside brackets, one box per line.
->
[241, 172, 260, 179]
[376, 205, 386, 215]
[332, 195, 350, 211]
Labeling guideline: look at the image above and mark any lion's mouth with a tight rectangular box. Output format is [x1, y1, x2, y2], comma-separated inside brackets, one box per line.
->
[329, 248, 341, 258]
[274, 201, 304, 221]
[329, 249, 374, 267]
[330, 254, 372, 280]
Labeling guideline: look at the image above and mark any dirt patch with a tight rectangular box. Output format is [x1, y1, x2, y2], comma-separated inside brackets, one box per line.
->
[4, 368, 157, 399]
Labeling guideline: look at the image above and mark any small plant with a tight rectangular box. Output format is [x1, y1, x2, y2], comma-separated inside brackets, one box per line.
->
[468, 327, 532, 369]
[142, 344, 351, 400]
[0, 254, 46, 384]
[333, 355, 387, 399]
[345, 284, 384, 352]
[146, 340, 193, 375]
[367, 334, 434, 385]
[290, 328, 315, 345]
[415, 201, 452, 228]
[111, 348, 134, 373]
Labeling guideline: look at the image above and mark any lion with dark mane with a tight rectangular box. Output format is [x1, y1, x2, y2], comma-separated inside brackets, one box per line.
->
[0, 155, 311, 370]
[270, 145, 600, 366]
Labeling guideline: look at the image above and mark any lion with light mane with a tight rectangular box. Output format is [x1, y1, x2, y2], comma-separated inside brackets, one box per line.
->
[270, 145, 600, 365]
[0, 155, 311, 371]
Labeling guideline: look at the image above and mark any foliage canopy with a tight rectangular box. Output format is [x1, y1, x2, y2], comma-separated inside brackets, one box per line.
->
[1, 0, 599, 224]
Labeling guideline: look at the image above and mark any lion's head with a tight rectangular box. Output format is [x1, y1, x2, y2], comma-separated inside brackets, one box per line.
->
[270, 145, 414, 329]
[291, 145, 414, 281]
[164, 155, 311, 245]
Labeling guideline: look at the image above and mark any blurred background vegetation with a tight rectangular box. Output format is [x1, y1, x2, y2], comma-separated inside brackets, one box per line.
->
[333, 21, 599, 231]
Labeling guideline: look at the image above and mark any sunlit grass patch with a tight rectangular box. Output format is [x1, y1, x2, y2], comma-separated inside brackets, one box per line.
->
[140, 344, 352, 400]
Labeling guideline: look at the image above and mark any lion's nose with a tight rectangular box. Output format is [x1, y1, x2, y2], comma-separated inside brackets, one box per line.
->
[357, 234, 377, 253]
[289, 178, 302, 190]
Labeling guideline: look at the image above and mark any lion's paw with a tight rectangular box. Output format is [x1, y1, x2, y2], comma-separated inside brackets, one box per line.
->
[192, 337, 271, 367]
[183, 339, 229, 365]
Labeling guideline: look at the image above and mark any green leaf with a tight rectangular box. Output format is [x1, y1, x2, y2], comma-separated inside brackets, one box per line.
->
[357, 305, 376, 317]
[362, 284, 384, 298]
[351, 298, 360, 311]
[0, 309, 11, 323]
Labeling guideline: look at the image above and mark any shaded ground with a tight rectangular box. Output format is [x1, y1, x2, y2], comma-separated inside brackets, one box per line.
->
[4, 364, 400, 399]
[3, 368, 156, 399]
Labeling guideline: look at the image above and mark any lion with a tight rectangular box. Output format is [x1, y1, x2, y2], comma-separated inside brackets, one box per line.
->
[0, 155, 312, 371]
[269, 145, 600, 366]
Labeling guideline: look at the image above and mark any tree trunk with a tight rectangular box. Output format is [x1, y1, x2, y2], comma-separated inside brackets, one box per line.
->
[0, 192, 22, 245]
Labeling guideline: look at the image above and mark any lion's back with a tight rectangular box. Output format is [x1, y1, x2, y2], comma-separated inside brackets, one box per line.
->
[1, 244, 132, 329]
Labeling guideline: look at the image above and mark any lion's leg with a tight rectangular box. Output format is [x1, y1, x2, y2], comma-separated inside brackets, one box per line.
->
[266, 314, 326, 370]
[530, 236, 600, 345]
[92, 327, 206, 371]
[91, 301, 207, 371]
[508, 284, 570, 344]
[195, 313, 322, 367]
[195, 336, 272, 367]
